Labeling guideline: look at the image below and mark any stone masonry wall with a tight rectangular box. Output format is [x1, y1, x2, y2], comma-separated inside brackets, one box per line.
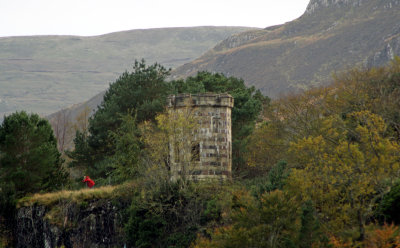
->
[167, 93, 234, 180]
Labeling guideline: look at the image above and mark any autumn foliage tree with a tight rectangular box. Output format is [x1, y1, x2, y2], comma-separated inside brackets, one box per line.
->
[287, 111, 400, 240]
[63, 58, 400, 246]
[140, 106, 200, 187]
[240, 58, 400, 244]
[50, 109, 72, 152]
[246, 87, 330, 174]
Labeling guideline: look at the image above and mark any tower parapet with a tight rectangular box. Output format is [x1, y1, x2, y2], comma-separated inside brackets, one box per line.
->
[167, 93, 234, 180]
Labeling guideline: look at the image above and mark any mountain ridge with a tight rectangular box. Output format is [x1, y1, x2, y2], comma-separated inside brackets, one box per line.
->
[305, 0, 399, 15]
[171, 0, 400, 97]
[0, 26, 256, 118]
[50, 0, 400, 129]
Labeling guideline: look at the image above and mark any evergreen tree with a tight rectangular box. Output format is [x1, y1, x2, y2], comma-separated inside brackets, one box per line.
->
[68, 60, 170, 181]
[108, 113, 142, 183]
[376, 180, 400, 225]
[89, 60, 170, 157]
[0, 111, 68, 196]
[298, 200, 325, 248]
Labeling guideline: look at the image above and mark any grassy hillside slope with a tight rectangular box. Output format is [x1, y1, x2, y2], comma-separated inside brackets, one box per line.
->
[0, 26, 256, 118]
[171, 0, 400, 97]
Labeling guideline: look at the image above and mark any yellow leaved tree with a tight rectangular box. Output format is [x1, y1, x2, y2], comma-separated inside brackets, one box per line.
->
[288, 110, 400, 240]
[140, 105, 199, 186]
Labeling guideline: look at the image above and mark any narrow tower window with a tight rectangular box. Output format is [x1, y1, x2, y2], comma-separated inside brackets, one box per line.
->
[191, 143, 200, 162]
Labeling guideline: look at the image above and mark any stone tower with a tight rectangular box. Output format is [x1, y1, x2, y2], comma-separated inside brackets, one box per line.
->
[167, 93, 234, 180]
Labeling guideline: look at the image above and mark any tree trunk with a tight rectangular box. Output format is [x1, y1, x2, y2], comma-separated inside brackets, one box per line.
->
[357, 209, 365, 241]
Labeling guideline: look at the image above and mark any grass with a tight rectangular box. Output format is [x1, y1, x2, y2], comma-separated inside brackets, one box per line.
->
[16, 181, 139, 228]
[17, 185, 120, 208]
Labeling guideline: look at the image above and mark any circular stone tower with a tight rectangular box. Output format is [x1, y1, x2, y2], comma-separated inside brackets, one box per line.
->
[167, 93, 234, 181]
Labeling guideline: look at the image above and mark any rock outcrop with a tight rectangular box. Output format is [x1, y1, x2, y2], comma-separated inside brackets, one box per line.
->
[305, 0, 365, 14]
[305, 0, 400, 15]
[366, 25, 400, 67]
[16, 199, 128, 248]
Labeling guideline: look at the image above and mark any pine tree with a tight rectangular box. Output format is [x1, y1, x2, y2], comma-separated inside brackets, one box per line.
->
[0, 111, 68, 196]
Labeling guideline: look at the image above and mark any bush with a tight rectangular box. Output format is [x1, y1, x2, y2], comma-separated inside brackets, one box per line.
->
[124, 181, 222, 248]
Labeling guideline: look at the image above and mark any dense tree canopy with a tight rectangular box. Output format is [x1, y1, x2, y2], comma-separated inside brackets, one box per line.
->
[240, 58, 400, 244]
[69, 64, 268, 182]
[68, 60, 171, 181]
[88, 60, 170, 158]
[288, 111, 400, 239]
[65, 59, 400, 247]
[0, 111, 68, 196]
[4, 59, 400, 247]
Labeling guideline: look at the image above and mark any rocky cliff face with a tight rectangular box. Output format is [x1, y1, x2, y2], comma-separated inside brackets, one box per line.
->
[305, 0, 365, 14]
[16, 199, 128, 248]
[366, 24, 400, 66]
[305, 0, 400, 15]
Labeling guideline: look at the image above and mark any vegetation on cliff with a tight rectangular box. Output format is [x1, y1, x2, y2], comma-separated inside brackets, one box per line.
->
[2, 58, 400, 247]
[0, 112, 68, 247]
[67, 61, 267, 186]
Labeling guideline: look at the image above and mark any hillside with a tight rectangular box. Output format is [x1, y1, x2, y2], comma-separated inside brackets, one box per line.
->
[171, 0, 400, 97]
[0, 26, 256, 118]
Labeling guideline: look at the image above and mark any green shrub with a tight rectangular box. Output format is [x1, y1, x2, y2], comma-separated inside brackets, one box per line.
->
[124, 181, 222, 248]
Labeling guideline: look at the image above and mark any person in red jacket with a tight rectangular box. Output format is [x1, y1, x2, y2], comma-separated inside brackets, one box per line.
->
[82, 176, 95, 188]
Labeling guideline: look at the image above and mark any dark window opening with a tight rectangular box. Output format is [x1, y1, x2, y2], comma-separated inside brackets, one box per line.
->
[191, 143, 200, 162]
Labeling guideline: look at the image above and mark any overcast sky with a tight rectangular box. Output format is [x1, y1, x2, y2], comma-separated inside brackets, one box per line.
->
[0, 0, 310, 37]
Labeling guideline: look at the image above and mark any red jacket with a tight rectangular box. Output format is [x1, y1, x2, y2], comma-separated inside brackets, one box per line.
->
[82, 176, 95, 188]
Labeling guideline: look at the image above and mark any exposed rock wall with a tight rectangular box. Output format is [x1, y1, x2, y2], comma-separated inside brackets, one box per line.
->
[305, 0, 364, 14]
[16, 200, 128, 248]
[212, 31, 264, 52]
[305, 0, 400, 15]
[366, 25, 400, 67]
